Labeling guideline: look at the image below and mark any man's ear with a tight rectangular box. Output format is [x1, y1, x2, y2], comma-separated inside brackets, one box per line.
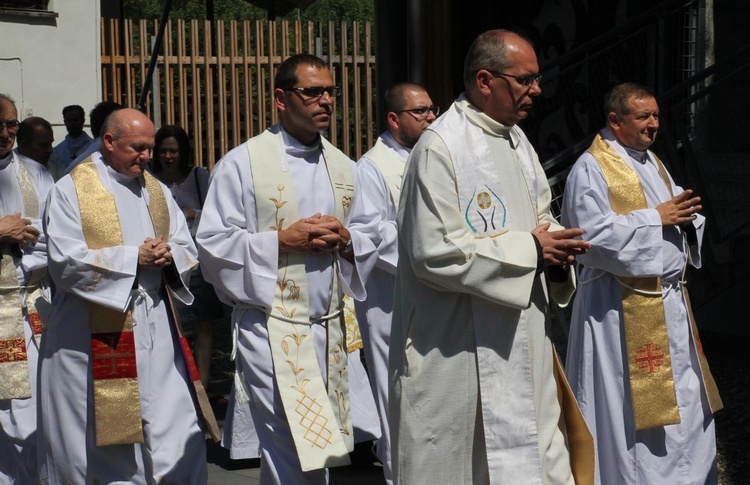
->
[102, 132, 115, 152]
[607, 112, 619, 128]
[274, 88, 287, 112]
[475, 70, 493, 95]
[387, 111, 399, 131]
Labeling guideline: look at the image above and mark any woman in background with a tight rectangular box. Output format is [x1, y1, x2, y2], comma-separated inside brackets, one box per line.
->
[152, 124, 224, 401]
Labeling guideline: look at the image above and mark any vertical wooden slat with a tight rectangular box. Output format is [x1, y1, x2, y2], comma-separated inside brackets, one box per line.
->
[364, 21, 373, 151]
[217, 20, 228, 157]
[163, 19, 174, 126]
[255, 20, 266, 132]
[352, 21, 362, 159]
[327, 21, 337, 147]
[177, 19, 188, 129]
[139, 20, 149, 112]
[101, 19, 109, 101]
[126, 20, 136, 108]
[204, 20, 215, 169]
[268, 21, 278, 126]
[307, 21, 314, 54]
[243, 21, 254, 139]
[281, 20, 290, 60]
[230, 20, 241, 149]
[190, 20, 203, 168]
[108, 20, 119, 104]
[339, 21, 349, 154]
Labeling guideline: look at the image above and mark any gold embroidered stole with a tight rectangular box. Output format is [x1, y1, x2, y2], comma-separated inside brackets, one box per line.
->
[247, 128, 353, 471]
[71, 159, 220, 446]
[364, 137, 405, 207]
[589, 134, 689, 430]
[0, 155, 44, 400]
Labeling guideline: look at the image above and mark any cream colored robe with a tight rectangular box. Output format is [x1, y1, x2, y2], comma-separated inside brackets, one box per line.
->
[390, 95, 576, 484]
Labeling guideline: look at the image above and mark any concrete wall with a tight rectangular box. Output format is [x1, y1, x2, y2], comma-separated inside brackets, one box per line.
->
[0, 0, 101, 144]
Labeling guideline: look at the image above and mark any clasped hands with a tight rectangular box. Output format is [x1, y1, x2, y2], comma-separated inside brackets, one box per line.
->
[0, 213, 40, 248]
[531, 223, 591, 268]
[138, 236, 172, 268]
[278, 213, 350, 255]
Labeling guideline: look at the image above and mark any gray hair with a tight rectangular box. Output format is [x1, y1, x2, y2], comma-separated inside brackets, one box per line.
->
[463, 29, 532, 91]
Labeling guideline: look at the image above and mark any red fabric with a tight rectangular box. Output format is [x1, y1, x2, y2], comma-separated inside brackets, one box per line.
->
[92, 332, 138, 380]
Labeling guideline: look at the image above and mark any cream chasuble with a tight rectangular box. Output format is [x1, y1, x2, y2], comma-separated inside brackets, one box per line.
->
[0, 153, 45, 400]
[437, 99, 593, 484]
[587, 134, 722, 430]
[246, 127, 354, 471]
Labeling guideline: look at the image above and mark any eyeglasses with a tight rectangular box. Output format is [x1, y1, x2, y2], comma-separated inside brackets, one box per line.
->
[485, 70, 542, 88]
[395, 105, 440, 119]
[0, 120, 20, 133]
[285, 86, 341, 99]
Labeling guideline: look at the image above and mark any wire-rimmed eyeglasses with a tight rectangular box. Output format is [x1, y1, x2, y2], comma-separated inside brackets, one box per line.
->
[0, 120, 20, 133]
[395, 105, 440, 119]
[485, 70, 542, 88]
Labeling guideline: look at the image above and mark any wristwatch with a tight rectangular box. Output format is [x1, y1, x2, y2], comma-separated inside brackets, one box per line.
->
[339, 239, 354, 260]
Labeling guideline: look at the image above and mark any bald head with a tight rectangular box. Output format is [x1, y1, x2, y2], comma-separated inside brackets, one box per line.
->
[101, 109, 155, 178]
[385, 82, 436, 148]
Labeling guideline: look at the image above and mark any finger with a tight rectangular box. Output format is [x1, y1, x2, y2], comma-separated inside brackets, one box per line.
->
[532, 223, 552, 234]
[550, 228, 585, 240]
[673, 190, 693, 202]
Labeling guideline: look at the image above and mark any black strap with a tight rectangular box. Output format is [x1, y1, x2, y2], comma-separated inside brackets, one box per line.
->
[194, 168, 204, 208]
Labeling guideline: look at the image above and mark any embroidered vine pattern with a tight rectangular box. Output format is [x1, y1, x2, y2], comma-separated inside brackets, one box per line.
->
[269, 185, 300, 317]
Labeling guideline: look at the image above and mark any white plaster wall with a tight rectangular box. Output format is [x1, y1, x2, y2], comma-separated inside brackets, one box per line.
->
[0, 0, 102, 145]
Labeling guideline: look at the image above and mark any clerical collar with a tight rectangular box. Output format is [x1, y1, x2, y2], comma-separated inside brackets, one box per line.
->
[381, 131, 411, 158]
[103, 158, 142, 187]
[455, 93, 512, 139]
[280, 125, 322, 159]
[0, 150, 12, 170]
[601, 127, 649, 164]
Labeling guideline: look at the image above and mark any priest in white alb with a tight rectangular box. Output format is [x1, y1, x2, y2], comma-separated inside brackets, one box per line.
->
[39, 108, 217, 483]
[561, 82, 723, 484]
[355, 81, 437, 485]
[196, 54, 381, 484]
[0, 94, 53, 484]
[390, 30, 594, 485]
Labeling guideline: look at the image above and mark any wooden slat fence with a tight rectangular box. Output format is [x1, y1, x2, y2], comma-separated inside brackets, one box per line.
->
[101, 18, 377, 169]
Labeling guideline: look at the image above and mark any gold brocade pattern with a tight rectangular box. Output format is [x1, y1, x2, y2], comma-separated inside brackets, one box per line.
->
[588, 134, 680, 430]
[143, 171, 170, 240]
[71, 160, 143, 446]
[0, 156, 41, 400]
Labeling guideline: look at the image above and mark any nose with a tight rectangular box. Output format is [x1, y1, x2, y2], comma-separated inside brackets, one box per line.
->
[426, 111, 437, 123]
[529, 81, 542, 97]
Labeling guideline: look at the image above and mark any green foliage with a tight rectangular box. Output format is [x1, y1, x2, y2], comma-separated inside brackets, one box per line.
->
[122, 0, 373, 22]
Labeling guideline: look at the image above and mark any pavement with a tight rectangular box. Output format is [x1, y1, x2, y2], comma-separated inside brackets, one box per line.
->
[206, 439, 387, 484]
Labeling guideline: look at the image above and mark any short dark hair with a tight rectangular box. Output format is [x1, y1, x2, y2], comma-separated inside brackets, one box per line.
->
[604, 83, 655, 118]
[274, 54, 329, 91]
[17, 117, 52, 143]
[463, 29, 533, 91]
[62, 105, 85, 118]
[152, 124, 192, 176]
[384, 82, 428, 113]
[90, 101, 123, 137]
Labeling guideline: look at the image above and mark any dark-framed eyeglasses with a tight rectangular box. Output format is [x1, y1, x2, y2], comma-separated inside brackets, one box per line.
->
[485, 70, 542, 88]
[395, 105, 440, 119]
[285, 86, 341, 99]
[0, 120, 20, 132]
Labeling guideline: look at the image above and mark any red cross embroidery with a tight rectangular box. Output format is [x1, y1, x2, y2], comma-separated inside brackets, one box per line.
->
[92, 332, 137, 379]
[636, 343, 665, 374]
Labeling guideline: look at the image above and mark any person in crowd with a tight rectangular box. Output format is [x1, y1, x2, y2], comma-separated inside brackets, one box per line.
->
[561, 82, 723, 484]
[50, 104, 93, 178]
[39, 108, 217, 483]
[150, 124, 224, 398]
[389, 29, 594, 484]
[17, 116, 55, 168]
[354, 81, 438, 484]
[63, 100, 123, 177]
[0, 94, 54, 484]
[196, 53, 381, 484]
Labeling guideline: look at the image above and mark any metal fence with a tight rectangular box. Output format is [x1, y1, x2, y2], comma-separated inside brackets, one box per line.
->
[101, 18, 377, 169]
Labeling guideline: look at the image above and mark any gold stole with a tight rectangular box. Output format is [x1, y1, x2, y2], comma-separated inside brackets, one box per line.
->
[71, 159, 219, 446]
[588, 134, 722, 429]
[247, 128, 353, 471]
[0, 155, 45, 400]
